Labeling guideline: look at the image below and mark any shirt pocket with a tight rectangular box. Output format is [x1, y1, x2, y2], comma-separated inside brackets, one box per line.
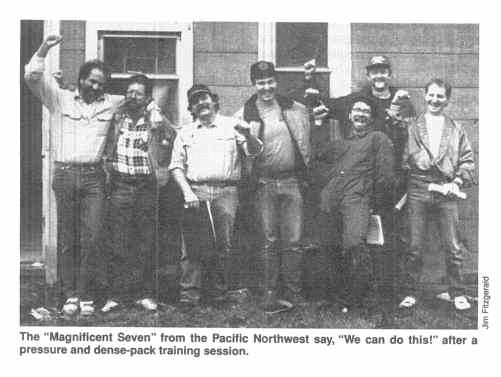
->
[94, 112, 114, 136]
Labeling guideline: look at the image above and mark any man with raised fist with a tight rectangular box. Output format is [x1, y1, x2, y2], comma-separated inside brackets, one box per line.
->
[24, 35, 122, 316]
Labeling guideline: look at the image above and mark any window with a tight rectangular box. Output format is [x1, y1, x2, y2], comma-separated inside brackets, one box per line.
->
[276, 23, 328, 68]
[103, 36, 177, 74]
[86, 22, 193, 125]
[259, 22, 351, 99]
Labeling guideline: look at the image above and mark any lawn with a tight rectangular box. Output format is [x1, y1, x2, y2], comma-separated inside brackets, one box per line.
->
[20, 264, 477, 329]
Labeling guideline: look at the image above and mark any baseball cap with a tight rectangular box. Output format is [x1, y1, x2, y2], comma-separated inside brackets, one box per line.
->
[366, 55, 391, 70]
[250, 61, 276, 83]
[187, 84, 212, 105]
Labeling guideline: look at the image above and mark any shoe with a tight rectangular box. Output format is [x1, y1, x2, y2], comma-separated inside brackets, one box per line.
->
[62, 297, 79, 316]
[454, 295, 471, 311]
[436, 292, 452, 302]
[264, 299, 294, 315]
[179, 290, 201, 305]
[101, 299, 120, 313]
[136, 298, 158, 311]
[398, 296, 416, 308]
[79, 301, 95, 316]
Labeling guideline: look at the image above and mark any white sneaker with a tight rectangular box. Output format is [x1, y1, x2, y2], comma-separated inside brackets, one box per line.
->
[136, 298, 158, 311]
[436, 292, 452, 302]
[79, 301, 95, 316]
[454, 296, 471, 311]
[101, 299, 120, 313]
[62, 297, 79, 316]
[399, 296, 416, 308]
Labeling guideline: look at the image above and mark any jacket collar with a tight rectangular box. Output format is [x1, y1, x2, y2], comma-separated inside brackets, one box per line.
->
[243, 94, 293, 123]
[416, 112, 456, 162]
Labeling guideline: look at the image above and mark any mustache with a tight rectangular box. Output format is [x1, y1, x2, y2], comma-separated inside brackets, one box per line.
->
[194, 103, 212, 113]
[353, 115, 369, 122]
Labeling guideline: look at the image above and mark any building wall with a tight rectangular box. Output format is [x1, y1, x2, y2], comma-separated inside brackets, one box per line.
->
[59, 21, 86, 86]
[193, 22, 258, 115]
[351, 23, 479, 279]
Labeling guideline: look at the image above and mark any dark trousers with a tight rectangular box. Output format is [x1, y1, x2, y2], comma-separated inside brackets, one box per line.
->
[52, 164, 107, 300]
[180, 185, 238, 295]
[107, 174, 158, 300]
[402, 178, 465, 298]
[319, 196, 372, 307]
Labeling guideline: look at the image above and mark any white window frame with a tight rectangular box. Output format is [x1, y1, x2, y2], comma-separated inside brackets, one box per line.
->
[258, 22, 351, 97]
[86, 22, 193, 124]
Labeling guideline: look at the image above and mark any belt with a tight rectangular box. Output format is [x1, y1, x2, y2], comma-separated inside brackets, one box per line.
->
[189, 180, 238, 187]
[111, 172, 154, 183]
[54, 161, 101, 170]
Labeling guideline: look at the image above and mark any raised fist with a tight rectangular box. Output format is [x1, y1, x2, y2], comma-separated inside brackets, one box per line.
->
[43, 35, 63, 49]
[304, 59, 316, 79]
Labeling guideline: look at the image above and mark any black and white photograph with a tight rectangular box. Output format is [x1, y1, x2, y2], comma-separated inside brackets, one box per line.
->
[18, 19, 481, 330]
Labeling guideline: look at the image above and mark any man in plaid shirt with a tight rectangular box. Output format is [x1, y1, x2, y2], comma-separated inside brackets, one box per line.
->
[101, 74, 176, 313]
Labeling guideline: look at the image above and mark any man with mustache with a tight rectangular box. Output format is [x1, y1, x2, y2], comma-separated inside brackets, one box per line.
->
[306, 56, 415, 317]
[24, 35, 123, 315]
[236, 61, 311, 313]
[101, 74, 176, 312]
[169, 85, 261, 304]
[316, 96, 395, 312]
[399, 79, 474, 311]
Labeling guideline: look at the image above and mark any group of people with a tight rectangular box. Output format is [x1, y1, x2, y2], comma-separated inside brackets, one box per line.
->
[24, 34, 475, 317]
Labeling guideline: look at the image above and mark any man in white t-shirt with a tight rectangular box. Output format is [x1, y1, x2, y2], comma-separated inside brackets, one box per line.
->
[400, 78, 475, 311]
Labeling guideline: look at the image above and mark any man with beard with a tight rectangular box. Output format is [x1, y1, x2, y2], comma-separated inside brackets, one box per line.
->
[399, 79, 474, 311]
[101, 74, 176, 312]
[24, 35, 122, 315]
[169, 85, 261, 304]
[236, 61, 311, 313]
[316, 96, 395, 312]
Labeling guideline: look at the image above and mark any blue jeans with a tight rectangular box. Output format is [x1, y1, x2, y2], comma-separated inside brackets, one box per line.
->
[107, 174, 158, 299]
[180, 184, 238, 295]
[52, 163, 107, 300]
[402, 178, 465, 298]
[255, 177, 304, 294]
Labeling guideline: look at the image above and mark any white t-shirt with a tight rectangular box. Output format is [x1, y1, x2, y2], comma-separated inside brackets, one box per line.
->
[425, 113, 445, 158]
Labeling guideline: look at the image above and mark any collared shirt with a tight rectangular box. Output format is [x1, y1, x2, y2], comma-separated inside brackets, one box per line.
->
[111, 113, 151, 176]
[169, 113, 259, 182]
[24, 55, 122, 164]
[255, 99, 296, 175]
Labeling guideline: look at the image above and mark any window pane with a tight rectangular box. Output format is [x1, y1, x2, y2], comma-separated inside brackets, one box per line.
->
[103, 37, 176, 74]
[276, 23, 328, 67]
[107, 79, 179, 124]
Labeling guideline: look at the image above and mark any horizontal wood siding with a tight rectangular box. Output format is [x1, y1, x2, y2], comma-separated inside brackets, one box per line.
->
[352, 23, 479, 281]
[193, 22, 258, 115]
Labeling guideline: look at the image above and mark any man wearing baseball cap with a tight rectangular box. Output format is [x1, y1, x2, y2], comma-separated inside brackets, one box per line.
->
[235, 61, 311, 313]
[305, 55, 415, 320]
[169, 84, 262, 304]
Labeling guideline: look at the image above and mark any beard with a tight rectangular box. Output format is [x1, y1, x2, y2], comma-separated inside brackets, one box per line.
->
[80, 86, 103, 103]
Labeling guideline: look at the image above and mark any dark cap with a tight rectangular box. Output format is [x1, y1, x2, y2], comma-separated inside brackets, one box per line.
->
[366, 55, 391, 70]
[187, 84, 212, 105]
[250, 61, 276, 83]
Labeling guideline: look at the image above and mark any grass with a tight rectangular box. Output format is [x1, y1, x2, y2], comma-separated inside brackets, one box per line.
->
[20, 266, 477, 329]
